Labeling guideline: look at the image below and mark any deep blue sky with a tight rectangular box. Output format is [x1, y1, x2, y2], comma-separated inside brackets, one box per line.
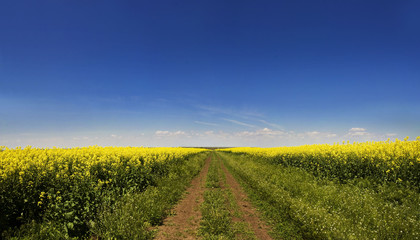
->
[1, 0, 419, 147]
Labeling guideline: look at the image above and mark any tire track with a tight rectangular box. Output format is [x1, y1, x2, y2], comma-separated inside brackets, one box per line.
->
[219, 156, 273, 240]
[154, 155, 212, 239]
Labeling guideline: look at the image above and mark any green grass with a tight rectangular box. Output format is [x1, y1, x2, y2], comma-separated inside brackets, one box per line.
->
[200, 154, 234, 239]
[218, 151, 420, 240]
[200, 190, 233, 239]
[199, 154, 256, 240]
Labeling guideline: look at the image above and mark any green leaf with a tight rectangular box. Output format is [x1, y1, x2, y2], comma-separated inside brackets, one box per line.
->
[67, 222, 74, 230]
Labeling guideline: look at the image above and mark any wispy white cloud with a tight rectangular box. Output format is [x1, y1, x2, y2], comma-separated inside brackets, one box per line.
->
[349, 127, 367, 132]
[154, 130, 170, 136]
[194, 121, 219, 126]
[327, 133, 338, 138]
[223, 118, 257, 128]
[154, 130, 187, 137]
[350, 131, 369, 136]
[300, 131, 337, 138]
[338, 128, 408, 143]
[235, 128, 286, 137]
[195, 105, 264, 119]
[305, 131, 321, 137]
[259, 120, 283, 130]
[347, 127, 369, 136]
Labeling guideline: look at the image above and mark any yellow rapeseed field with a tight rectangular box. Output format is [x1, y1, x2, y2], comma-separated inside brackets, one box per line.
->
[0, 146, 205, 185]
[0, 146, 206, 234]
[224, 137, 420, 186]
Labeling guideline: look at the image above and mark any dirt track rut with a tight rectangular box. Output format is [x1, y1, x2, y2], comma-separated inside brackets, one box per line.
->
[155, 155, 211, 239]
[156, 153, 272, 239]
[220, 158, 273, 240]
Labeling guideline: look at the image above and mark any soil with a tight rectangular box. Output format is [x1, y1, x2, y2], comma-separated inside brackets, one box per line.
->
[154, 155, 212, 240]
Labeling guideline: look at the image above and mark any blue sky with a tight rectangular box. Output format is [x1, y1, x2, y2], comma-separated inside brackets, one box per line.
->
[1, 0, 419, 147]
